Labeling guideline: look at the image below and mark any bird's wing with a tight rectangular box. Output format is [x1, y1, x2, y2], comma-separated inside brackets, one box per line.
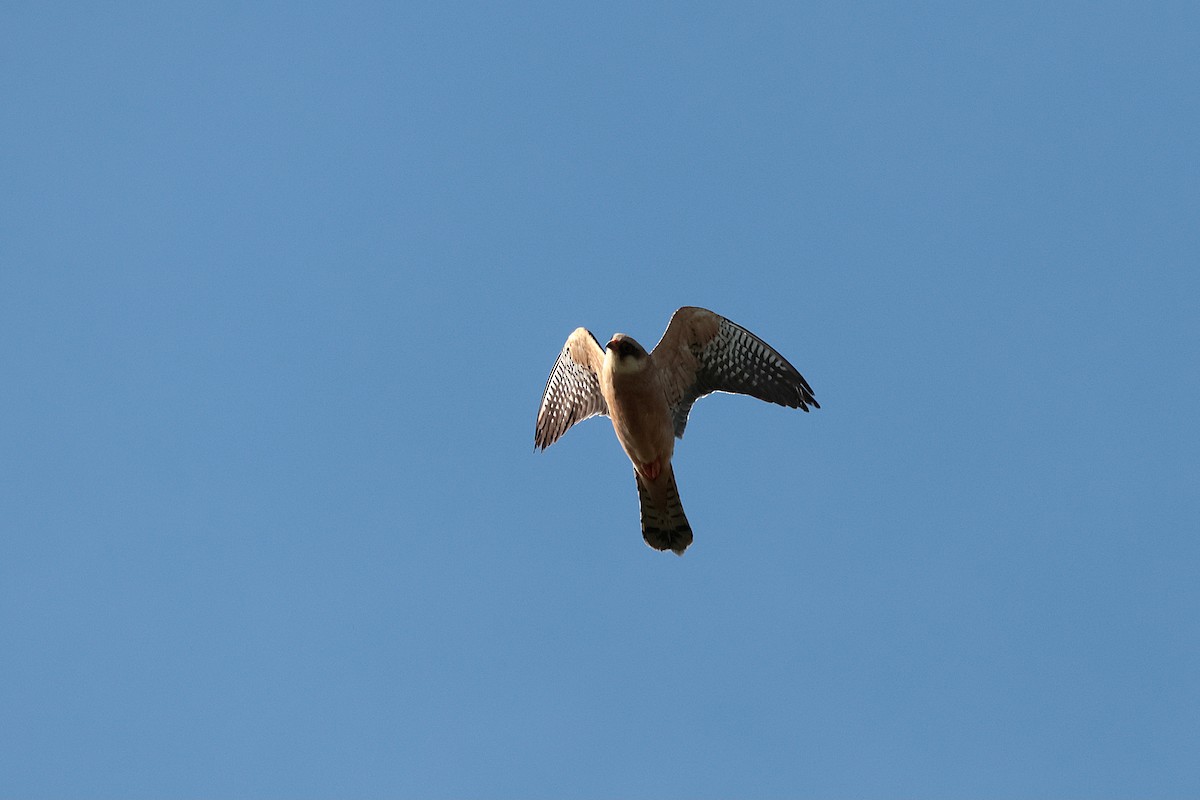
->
[651, 306, 819, 438]
[534, 327, 609, 450]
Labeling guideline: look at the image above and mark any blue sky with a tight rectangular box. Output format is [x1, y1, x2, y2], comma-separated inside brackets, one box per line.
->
[2, 2, 1197, 797]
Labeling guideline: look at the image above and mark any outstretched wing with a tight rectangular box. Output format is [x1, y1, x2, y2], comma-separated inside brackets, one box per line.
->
[651, 306, 819, 438]
[534, 327, 609, 450]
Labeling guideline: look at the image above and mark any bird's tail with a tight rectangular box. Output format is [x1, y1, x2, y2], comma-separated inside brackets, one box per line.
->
[635, 465, 693, 555]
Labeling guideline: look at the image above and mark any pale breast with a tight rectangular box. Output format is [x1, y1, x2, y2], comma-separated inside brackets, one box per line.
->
[602, 368, 675, 465]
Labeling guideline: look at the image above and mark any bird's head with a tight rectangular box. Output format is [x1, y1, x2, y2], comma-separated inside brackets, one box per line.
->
[605, 333, 648, 373]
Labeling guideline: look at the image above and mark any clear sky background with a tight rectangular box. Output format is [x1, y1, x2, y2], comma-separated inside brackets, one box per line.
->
[2, 3, 1197, 798]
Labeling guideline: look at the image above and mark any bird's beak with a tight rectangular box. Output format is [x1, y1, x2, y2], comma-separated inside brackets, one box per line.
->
[605, 338, 619, 351]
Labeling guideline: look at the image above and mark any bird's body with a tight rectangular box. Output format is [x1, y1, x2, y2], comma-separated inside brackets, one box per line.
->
[601, 334, 674, 480]
[535, 307, 818, 555]
[600, 334, 689, 550]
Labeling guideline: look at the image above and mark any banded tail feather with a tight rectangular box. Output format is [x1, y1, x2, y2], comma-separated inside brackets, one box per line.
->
[635, 466, 693, 555]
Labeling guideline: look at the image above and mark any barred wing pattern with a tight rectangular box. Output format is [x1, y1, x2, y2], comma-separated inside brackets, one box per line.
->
[653, 307, 819, 438]
[534, 327, 609, 450]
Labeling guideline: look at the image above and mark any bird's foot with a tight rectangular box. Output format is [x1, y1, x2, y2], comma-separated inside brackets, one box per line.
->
[639, 459, 662, 481]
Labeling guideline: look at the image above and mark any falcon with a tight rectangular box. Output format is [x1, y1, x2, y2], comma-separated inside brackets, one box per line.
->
[534, 306, 819, 555]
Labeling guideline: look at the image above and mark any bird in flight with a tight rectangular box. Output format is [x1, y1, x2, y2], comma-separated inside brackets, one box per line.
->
[535, 306, 819, 555]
